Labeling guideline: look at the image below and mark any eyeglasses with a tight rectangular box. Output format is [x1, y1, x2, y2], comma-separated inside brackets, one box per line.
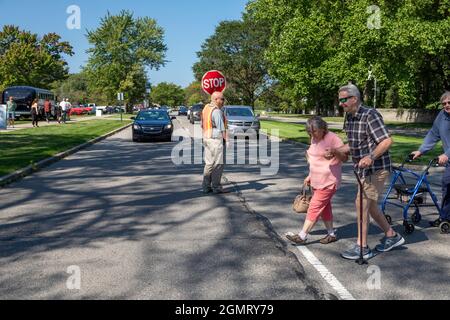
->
[442, 101, 450, 107]
[339, 96, 354, 103]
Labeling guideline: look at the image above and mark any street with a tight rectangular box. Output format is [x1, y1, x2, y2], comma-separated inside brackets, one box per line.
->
[0, 116, 325, 299]
[1, 115, 448, 300]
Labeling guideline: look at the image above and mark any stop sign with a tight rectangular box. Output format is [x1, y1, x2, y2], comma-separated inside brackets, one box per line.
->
[201, 70, 226, 95]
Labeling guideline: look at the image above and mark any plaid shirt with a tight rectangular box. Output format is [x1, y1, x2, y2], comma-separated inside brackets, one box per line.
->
[344, 105, 392, 177]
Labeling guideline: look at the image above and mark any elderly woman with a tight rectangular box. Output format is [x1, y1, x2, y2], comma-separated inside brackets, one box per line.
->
[286, 116, 348, 245]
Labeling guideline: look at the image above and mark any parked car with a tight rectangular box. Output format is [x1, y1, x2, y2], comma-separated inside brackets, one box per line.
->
[224, 105, 260, 139]
[69, 105, 88, 116]
[131, 109, 175, 142]
[190, 104, 204, 124]
[178, 106, 188, 116]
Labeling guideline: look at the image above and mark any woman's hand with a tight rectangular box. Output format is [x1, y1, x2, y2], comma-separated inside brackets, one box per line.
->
[304, 176, 311, 186]
[324, 148, 335, 160]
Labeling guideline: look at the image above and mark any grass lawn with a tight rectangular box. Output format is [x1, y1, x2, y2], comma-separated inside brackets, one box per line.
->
[0, 120, 131, 177]
[261, 120, 441, 164]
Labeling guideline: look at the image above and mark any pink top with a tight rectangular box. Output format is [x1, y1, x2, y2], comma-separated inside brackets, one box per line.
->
[307, 132, 344, 190]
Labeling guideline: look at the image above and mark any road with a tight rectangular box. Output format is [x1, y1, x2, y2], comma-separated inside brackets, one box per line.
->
[0, 116, 326, 299]
[0, 114, 448, 300]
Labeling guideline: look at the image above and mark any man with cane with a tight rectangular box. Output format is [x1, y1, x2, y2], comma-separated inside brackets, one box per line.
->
[332, 84, 405, 260]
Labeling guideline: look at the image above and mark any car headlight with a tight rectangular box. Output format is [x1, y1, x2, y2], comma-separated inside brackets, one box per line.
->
[164, 124, 173, 130]
[133, 124, 141, 130]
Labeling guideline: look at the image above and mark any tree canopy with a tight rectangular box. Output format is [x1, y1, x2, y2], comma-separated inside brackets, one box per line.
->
[150, 82, 185, 107]
[193, 15, 272, 108]
[248, 0, 450, 112]
[84, 10, 167, 109]
[0, 25, 73, 91]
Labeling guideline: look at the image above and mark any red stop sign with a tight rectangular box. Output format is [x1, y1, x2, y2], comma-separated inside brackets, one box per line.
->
[201, 70, 226, 95]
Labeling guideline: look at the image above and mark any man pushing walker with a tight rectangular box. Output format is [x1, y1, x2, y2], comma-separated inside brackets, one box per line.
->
[411, 91, 450, 229]
[333, 84, 405, 260]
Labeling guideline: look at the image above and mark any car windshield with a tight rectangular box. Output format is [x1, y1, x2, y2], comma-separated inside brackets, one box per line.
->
[192, 105, 204, 111]
[226, 108, 254, 117]
[137, 111, 169, 121]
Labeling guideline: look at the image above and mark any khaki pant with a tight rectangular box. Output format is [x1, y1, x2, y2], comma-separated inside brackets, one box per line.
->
[356, 170, 391, 243]
[357, 170, 390, 202]
[203, 138, 224, 191]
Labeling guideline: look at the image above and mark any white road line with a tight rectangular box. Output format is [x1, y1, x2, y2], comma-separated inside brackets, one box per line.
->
[295, 246, 356, 300]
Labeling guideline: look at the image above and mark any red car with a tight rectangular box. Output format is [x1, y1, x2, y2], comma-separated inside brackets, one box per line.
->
[69, 105, 91, 115]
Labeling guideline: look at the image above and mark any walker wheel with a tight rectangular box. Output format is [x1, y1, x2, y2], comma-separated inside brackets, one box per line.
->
[411, 212, 422, 224]
[385, 215, 392, 225]
[439, 221, 450, 234]
[404, 223, 415, 234]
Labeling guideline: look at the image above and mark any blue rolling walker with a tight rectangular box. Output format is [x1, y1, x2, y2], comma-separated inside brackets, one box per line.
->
[381, 155, 444, 234]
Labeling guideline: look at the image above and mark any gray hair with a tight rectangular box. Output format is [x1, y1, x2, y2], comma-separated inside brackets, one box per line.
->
[440, 91, 450, 103]
[306, 116, 328, 136]
[339, 84, 361, 101]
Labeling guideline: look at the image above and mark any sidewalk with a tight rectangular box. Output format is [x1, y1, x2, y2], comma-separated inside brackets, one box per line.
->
[0, 115, 119, 132]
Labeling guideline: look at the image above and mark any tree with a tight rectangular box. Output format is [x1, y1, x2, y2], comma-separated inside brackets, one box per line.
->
[184, 81, 208, 106]
[192, 14, 272, 108]
[248, 0, 450, 111]
[0, 25, 73, 91]
[84, 10, 167, 111]
[51, 73, 91, 104]
[150, 82, 185, 106]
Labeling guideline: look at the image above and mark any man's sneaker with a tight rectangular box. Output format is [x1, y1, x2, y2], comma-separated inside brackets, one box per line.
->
[285, 232, 307, 245]
[341, 244, 374, 260]
[375, 233, 405, 252]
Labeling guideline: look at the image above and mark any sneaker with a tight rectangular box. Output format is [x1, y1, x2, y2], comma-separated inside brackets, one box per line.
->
[375, 233, 405, 252]
[320, 234, 338, 245]
[341, 244, 374, 260]
[285, 232, 307, 245]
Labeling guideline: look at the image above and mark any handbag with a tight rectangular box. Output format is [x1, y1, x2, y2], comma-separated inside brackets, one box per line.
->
[292, 186, 312, 214]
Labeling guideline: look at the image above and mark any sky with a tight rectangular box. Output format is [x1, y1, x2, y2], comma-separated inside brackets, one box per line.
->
[0, 0, 249, 88]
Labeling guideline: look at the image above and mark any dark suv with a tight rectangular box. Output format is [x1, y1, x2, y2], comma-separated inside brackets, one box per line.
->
[190, 104, 204, 124]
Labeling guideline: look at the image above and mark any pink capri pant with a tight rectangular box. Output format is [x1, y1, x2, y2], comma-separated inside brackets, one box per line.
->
[306, 185, 337, 223]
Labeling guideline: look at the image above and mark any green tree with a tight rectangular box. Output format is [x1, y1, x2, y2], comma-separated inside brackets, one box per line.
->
[0, 25, 73, 90]
[192, 14, 272, 108]
[51, 73, 92, 104]
[84, 10, 167, 111]
[150, 82, 185, 106]
[184, 81, 208, 106]
[249, 0, 450, 111]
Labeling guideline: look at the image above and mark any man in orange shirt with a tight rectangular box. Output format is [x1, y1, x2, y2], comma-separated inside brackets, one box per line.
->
[202, 91, 228, 194]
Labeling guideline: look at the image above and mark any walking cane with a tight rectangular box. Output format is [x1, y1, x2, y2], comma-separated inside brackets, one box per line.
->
[354, 167, 368, 265]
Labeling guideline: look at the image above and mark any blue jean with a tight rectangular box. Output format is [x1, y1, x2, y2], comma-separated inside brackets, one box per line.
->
[442, 165, 450, 220]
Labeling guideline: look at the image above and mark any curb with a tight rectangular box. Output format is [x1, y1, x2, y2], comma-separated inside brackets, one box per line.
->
[0, 123, 132, 188]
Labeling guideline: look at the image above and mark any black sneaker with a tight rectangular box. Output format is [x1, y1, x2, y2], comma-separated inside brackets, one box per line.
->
[375, 233, 405, 252]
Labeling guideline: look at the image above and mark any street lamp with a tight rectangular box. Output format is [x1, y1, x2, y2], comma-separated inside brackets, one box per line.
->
[367, 65, 377, 109]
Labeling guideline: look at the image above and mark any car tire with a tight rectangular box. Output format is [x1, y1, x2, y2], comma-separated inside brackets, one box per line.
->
[132, 136, 139, 143]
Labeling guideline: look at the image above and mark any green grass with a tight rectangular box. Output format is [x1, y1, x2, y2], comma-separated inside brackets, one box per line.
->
[0, 120, 131, 177]
[261, 120, 442, 164]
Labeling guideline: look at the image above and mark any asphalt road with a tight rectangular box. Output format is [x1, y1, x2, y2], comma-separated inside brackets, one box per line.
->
[0, 116, 328, 299]
[189, 115, 448, 301]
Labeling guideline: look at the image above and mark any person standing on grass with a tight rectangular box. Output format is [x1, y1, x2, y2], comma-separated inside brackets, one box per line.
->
[44, 98, 51, 123]
[60, 99, 67, 123]
[411, 91, 450, 227]
[31, 99, 39, 127]
[6, 96, 17, 128]
[333, 84, 405, 260]
[286, 116, 348, 245]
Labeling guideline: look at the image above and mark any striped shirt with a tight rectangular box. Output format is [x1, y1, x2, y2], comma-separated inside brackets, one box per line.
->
[344, 105, 391, 177]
